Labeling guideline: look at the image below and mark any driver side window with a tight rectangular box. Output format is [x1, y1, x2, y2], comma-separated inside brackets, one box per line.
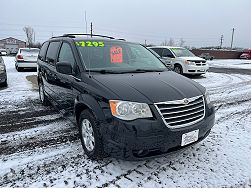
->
[58, 43, 76, 66]
[162, 49, 174, 58]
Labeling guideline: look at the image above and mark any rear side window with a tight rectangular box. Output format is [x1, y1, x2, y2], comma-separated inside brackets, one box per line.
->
[151, 48, 163, 57]
[38, 42, 49, 61]
[46, 41, 61, 64]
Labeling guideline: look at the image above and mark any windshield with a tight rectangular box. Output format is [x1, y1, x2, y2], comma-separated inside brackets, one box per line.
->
[20, 49, 39, 55]
[75, 40, 166, 72]
[170, 48, 195, 57]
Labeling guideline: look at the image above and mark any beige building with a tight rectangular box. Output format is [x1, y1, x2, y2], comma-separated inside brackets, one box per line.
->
[0, 37, 26, 54]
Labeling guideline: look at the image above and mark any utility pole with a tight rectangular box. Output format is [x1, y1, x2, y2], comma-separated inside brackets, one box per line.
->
[90, 22, 93, 37]
[145, 40, 147, 46]
[220, 35, 223, 48]
[231, 28, 235, 49]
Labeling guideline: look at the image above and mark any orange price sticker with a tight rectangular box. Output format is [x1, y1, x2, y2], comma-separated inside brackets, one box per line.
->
[110, 46, 123, 63]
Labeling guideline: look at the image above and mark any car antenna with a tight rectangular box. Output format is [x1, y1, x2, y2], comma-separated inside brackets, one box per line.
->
[88, 25, 92, 78]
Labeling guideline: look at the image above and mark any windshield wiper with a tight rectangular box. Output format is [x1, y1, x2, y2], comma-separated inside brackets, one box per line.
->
[88, 70, 124, 74]
[132, 69, 166, 73]
[87, 69, 166, 74]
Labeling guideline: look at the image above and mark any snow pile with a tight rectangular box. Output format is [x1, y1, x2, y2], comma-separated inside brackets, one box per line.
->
[208, 59, 251, 69]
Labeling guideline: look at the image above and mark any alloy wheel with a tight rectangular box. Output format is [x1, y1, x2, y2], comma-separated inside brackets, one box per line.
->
[81, 119, 95, 151]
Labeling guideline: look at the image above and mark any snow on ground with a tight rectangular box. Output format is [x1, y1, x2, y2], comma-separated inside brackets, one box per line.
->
[208, 59, 251, 69]
[0, 57, 251, 188]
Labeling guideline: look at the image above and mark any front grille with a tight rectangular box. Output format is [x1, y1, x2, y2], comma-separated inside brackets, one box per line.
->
[154, 96, 205, 128]
[193, 61, 206, 66]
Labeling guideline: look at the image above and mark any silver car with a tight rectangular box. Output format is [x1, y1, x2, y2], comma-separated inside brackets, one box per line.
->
[15, 48, 39, 71]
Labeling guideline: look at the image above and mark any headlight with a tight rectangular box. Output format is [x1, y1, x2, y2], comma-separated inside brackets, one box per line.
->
[184, 60, 195, 65]
[0, 65, 5, 72]
[109, 100, 153, 120]
[205, 91, 211, 104]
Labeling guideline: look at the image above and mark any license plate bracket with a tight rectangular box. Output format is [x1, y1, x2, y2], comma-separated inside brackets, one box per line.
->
[181, 129, 199, 146]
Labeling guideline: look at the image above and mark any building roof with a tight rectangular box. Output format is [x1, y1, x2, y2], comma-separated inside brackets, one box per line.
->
[0, 37, 26, 43]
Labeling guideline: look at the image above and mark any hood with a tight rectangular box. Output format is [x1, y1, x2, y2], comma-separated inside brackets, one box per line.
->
[93, 71, 205, 104]
[178, 56, 206, 61]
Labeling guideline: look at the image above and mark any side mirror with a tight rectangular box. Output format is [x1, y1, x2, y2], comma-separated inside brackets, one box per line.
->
[56, 62, 73, 75]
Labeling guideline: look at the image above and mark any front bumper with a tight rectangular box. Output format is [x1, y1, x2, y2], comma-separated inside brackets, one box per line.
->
[100, 104, 215, 160]
[184, 64, 209, 74]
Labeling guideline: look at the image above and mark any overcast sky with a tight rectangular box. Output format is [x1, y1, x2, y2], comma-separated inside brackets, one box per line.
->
[1, 0, 251, 48]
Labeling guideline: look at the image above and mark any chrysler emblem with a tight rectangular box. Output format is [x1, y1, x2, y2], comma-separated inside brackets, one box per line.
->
[183, 98, 189, 104]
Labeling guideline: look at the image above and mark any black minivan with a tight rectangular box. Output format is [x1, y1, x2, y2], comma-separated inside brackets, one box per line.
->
[37, 34, 215, 160]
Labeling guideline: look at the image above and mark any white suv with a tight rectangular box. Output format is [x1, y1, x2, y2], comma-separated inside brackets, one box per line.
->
[149, 46, 209, 75]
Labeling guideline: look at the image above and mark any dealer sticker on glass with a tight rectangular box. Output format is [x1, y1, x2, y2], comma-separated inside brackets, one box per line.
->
[181, 129, 199, 146]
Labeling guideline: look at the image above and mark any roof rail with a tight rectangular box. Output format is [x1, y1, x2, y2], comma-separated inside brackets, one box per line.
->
[62, 33, 115, 39]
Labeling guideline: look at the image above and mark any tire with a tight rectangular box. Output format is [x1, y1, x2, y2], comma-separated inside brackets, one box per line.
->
[0, 79, 7, 87]
[174, 64, 183, 74]
[79, 110, 105, 160]
[16, 66, 23, 72]
[3, 79, 7, 87]
[39, 81, 50, 106]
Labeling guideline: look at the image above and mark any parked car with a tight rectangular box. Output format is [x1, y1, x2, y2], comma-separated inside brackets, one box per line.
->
[148, 48, 174, 70]
[0, 49, 7, 56]
[148, 46, 209, 75]
[240, 49, 251, 59]
[37, 34, 215, 160]
[15, 48, 40, 71]
[199, 53, 214, 60]
[0, 55, 7, 87]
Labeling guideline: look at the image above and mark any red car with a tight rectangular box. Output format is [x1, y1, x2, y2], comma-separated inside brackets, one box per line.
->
[240, 49, 251, 59]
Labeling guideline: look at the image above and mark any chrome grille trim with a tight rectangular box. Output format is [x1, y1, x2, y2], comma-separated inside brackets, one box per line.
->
[193, 61, 207, 66]
[162, 104, 204, 115]
[158, 99, 202, 110]
[154, 95, 205, 129]
[164, 109, 204, 120]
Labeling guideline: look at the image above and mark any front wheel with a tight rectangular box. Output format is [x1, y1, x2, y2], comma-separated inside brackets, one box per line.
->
[79, 110, 105, 160]
[174, 65, 183, 74]
[0, 79, 7, 87]
[16, 65, 23, 72]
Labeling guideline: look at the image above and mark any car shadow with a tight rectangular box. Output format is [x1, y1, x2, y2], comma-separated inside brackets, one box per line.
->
[184, 74, 206, 80]
[18, 68, 37, 72]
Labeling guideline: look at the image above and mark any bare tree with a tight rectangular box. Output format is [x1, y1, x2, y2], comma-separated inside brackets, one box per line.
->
[179, 38, 186, 47]
[160, 39, 169, 46]
[161, 38, 175, 46]
[23, 26, 35, 47]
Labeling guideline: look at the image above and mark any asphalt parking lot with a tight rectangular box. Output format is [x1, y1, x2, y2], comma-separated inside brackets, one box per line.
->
[0, 57, 251, 187]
